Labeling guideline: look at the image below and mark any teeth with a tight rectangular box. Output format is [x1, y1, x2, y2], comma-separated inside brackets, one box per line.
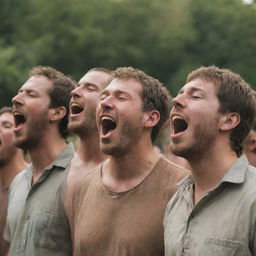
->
[71, 103, 81, 107]
[172, 116, 184, 122]
[101, 116, 115, 122]
[13, 111, 22, 116]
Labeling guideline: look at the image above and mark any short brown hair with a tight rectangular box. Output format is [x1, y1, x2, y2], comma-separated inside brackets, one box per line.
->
[187, 66, 256, 156]
[112, 67, 172, 142]
[30, 66, 76, 139]
[0, 106, 13, 115]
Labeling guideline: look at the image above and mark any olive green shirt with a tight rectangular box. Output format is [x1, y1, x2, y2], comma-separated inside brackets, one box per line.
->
[4, 144, 74, 256]
[164, 155, 256, 256]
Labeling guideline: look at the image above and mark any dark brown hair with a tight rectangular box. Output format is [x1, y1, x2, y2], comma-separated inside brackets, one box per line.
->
[30, 66, 76, 139]
[187, 66, 256, 156]
[112, 67, 172, 142]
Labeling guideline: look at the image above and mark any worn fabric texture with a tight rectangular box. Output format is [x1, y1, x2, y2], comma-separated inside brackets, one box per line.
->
[5, 144, 74, 256]
[72, 156, 187, 256]
[164, 155, 256, 256]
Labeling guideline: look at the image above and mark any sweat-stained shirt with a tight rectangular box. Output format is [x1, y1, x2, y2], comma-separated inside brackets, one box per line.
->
[72, 156, 187, 256]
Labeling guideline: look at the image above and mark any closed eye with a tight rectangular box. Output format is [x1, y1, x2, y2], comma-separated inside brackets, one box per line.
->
[118, 96, 128, 100]
[100, 93, 108, 101]
[192, 95, 201, 99]
[86, 85, 98, 92]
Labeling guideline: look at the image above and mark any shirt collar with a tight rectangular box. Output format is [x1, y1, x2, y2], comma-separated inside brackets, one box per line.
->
[45, 143, 75, 170]
[220, 154, 249, 184]
[177, 155, 249, 188]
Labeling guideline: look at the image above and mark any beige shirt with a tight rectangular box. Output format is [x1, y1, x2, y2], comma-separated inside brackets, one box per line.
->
[164, 155, 256, 256]
[72, 157, 187, 256]
[4, 144, 74, 256]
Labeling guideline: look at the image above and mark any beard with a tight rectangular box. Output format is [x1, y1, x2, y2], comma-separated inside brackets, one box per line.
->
[0, 146, 17, 167]
[14, 109, 49, 150]
[170, 120, 218, 161]
[68, 111, 98, 138]
[101, 118, 143, 157]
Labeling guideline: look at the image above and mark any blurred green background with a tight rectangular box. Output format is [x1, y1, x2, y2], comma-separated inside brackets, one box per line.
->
[0, 0, 255, 107]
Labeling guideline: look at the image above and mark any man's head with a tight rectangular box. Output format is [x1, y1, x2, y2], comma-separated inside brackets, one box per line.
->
[12, 66, 75, 150]
[170, 66, 256, 159]
[68, 68, 112, 138]
[187, 66, 256, 156]
[0, 107, 18, 166]
[243, 125, 256, 167]
[96, 66, 171, 156]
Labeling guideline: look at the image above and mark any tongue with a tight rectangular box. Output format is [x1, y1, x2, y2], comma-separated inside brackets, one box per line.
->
[15, 115, 26, 128]
[102, 119, 116, 135]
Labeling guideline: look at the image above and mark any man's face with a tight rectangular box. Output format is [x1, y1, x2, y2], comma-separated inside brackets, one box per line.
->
[169, 78, 221, 160]
[12, 75, 52, 150]
[96, 78, 145, 156]
[0, 112, 17, 167]
[69, 71, 111, 137]
[243, 129, 256, 167]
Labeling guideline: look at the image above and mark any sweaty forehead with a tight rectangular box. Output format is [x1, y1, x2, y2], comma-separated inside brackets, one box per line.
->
[0, 112, 14, 124]
[20, 75, 52, 92]
[104, 78, 142, 93]
[180, 78, 216, 95]
[79, 71, 111, 90]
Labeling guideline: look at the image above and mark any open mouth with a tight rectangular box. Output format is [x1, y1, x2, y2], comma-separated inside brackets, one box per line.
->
[13, 111, 26, 128]
[70, 103, 84, 114]
[252, 148, 256, 154]
[172, 116, 188, 134]
[101, 117, 117, 136]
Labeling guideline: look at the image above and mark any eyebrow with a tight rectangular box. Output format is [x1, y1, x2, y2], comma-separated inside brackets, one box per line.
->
[178, 86, 206, 95]
[77, 82, 98, 88]
[18, 88, 38, 94]
[100, 89, 132, 98]
[0, 120, 13, 126]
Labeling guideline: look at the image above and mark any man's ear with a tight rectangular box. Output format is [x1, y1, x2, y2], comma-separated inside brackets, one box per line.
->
[144, 110, 160, 128]
[219, 112, 240, 132]
[49, 106, 67, 122]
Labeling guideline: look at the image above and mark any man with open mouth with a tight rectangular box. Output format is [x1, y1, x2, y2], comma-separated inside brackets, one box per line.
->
[164, 66, 256, 256]
[0, 107, 27, 256]
[71, 66, 187, 256]
[65, 67, 112, 227]
[4, 66, 75, 256]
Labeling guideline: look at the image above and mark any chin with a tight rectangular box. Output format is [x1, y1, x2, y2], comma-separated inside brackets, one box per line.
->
[170, 145, 187, 158]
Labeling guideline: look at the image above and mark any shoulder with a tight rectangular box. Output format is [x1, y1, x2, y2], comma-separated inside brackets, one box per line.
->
[9, 165, 31, 194]
[69, 162, 102, 203]
[155, 156, 189, 182]
[243, 165, 256, 196]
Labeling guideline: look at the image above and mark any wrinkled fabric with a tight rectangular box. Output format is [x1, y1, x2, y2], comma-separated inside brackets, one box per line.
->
[164, 155, 256, 256]
[5, 144, 74, 256]
[72, 157, 187, 256]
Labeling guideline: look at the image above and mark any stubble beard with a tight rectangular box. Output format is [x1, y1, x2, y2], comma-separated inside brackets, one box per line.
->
[101, 118, 143, 157]
[14, 110, 49, 151]
[69, 111, 98, 139]
[170, 122, 218, 161]
[0, 146, 17, 167]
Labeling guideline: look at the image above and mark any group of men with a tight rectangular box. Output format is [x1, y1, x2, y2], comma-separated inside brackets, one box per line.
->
[0, 64, 255, 256]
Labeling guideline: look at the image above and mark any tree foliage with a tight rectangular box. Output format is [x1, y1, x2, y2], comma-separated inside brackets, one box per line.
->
[0, 0, 255, 107]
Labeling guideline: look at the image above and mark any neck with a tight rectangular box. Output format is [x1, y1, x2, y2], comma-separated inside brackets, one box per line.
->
[0, 151, 27, 189]
[188, 143, 238, 204]
[77, 134, 107, 165]
[29, 135, 67, 183]
[102, 140, 161, 192]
